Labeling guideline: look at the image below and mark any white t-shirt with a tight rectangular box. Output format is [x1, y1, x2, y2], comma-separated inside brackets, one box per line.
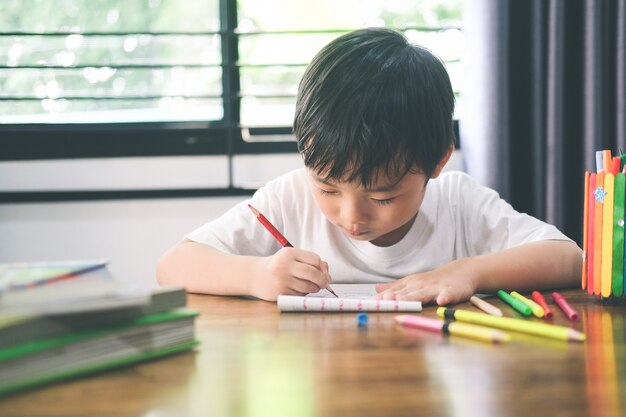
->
[187, 169, 571, 283]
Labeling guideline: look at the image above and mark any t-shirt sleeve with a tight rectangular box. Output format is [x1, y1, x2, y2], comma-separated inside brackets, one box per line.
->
[454, 173, 573, 256]
[185, 183, 284, 256]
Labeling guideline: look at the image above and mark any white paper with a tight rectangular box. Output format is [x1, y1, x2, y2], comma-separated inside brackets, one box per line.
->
[307, 284, 379, 299]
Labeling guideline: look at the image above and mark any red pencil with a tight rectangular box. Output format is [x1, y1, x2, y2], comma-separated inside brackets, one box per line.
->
[248, 204, 338, 297]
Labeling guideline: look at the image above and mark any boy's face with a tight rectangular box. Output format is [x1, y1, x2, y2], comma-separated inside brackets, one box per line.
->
[307, 167, 429, 247]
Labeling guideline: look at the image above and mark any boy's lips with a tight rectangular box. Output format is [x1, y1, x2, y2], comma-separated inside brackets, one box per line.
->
[346, 229, 366, 237]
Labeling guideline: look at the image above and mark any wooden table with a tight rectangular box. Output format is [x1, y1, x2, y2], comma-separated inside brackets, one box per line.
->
[1, 289, 625, 417]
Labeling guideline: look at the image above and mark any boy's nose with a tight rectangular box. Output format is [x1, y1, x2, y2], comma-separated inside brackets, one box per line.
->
[340, 200, 368, 225]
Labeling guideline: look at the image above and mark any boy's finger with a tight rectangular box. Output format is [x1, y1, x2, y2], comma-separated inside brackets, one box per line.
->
[292, 262, 330, 289]
[289, 278, 321, 295]
[280, 288, 308, 297]
[319, 261, 332, 285]
[292, 249, 323, 269]
[375, 282, 394, 292]
[405, 289, 438, 304]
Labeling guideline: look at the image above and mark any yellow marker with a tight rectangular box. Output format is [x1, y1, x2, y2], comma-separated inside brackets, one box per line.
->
[510, 291, 544, 318]
[601, 173, 615, 297]
[437, 307, 586, 342]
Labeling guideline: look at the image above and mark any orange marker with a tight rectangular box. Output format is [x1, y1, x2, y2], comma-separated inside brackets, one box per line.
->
[587, 173, 596, 294]
[593, 172, 605, 296]
[582, 171, 589, 290]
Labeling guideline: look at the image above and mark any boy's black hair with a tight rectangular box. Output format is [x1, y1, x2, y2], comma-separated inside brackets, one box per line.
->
[294, 27, 455, 187]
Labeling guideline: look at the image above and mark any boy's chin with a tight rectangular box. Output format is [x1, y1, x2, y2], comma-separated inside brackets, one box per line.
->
[344, 230, 381, 242]
[346, 233, 371, 241]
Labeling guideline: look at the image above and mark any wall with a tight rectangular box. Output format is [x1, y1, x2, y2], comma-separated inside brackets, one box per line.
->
[0, 151, 463, 288]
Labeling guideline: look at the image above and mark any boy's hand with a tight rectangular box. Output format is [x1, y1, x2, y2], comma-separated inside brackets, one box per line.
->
[252, 247, 332, 301]
[374, 259, 477, 305]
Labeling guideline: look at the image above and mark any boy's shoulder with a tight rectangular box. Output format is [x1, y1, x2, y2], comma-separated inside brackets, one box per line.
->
[432, 170, 480, 190]
[259, 168, 311, 203]
[428, 171, 497, 205]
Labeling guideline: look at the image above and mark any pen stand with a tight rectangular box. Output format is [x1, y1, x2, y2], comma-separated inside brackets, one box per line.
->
[582, 150, 626, 298]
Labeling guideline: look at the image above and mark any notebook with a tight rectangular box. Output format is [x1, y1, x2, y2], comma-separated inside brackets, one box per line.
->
[277, 284, 422, 312]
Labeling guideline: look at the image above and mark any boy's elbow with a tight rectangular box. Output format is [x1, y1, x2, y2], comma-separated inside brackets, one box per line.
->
[156, 246, 182, 287]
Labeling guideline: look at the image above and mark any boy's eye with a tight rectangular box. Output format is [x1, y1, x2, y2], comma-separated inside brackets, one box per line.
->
[372, 197, 395, 205]
[319, 189, 337, 196]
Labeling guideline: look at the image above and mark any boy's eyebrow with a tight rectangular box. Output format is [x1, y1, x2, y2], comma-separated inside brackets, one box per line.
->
[312, 175, 333, 186]
[365, 179, 402, 193]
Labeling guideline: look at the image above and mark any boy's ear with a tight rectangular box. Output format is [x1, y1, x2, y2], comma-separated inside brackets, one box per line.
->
[430, 146, 454, 179]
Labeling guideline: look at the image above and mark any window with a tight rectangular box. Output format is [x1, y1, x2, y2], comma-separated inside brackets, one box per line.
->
[1, 0, 222, 124]
[1, 0, 462, 186]
[237, 0, 463, 133]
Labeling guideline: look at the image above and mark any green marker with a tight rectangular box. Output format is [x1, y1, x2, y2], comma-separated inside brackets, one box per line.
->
[612, 173, 625, 296]
[497, 290, 532, 316]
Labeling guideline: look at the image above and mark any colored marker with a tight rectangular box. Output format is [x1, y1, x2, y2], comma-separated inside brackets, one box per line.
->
[357, 312, 368, 327]
[510, 291, 545, 318]
[552, 292, 579, 321]
[395, 315, 510, 344]
[612, 156, 621, 174]
[595, 150, 603, 172]
[497, 290, 532, 316]
[603, 150, 612, 172]
[601, 173, 615, 298]
[248, 204, 338, 297]
[582, 171, 589, 290]
[587, 173, 596, 294]
[437, 308, 586, 342]
[531, 291, 554, 319]
[469, 295, 503, 317]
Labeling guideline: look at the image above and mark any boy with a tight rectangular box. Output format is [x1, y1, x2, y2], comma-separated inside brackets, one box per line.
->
[157, 28, 581, 305]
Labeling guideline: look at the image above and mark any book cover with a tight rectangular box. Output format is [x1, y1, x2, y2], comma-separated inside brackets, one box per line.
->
[0, 259, 108, 292]
[0, 286, 186, 349]
[0, 264, 150, 316]
[0, 309, 199, 396]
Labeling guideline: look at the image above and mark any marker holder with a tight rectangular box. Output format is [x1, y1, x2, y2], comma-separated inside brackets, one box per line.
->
[582, 150, 626, 298]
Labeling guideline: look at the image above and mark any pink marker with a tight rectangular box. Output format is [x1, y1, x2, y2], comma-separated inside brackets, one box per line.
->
[394, 315, 510, 343]
[552, 292, 579, 321]
[396, 315, 443, 332]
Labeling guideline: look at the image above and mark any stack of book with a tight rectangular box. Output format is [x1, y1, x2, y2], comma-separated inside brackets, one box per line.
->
[0, 259, 198, 396]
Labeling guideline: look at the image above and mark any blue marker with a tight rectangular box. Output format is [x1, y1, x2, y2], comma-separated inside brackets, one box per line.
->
[357, 312, 368, 327]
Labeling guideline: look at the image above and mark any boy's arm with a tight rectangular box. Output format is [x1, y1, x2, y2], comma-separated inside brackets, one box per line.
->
[157, 239, 259, 296]
[376, 240, 582, 305]
[464, 240, 582, 294]
[157, 239, 331, 301]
